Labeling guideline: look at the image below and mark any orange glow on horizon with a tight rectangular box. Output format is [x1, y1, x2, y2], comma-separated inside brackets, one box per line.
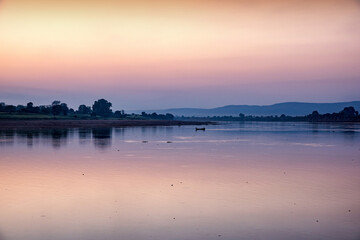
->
[0, 0, 359, 108]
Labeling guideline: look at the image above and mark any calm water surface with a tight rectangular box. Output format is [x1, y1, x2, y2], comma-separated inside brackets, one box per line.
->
[0, 122, 359, 240]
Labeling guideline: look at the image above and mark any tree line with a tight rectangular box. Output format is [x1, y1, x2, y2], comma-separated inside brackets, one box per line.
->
[0, 99, 174, 120]
[178, 106, 360, 122]
[0, 99, 115, 117]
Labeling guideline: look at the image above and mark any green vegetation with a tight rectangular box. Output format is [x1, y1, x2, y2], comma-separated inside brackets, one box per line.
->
[0, 113, 60, 119]
[0, 112, 93, 120]
[178, 107, 360, 122]
[0, 99, 174, 120]
[3, 99, 357, 122]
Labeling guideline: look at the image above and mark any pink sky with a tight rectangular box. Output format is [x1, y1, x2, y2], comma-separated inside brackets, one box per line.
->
[0, 0, 359, 109]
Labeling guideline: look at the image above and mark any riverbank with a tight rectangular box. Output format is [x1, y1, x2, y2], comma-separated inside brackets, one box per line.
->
[0, 119, 212, 128]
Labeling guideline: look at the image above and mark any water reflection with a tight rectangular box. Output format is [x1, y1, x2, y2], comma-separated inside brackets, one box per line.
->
[0, 123, 359, 240]
[47, 129, 69, 148]
[92, 128, 112, 149]
[0, 128, 114, 149]
[1, 122, 360, 150]
[78, 128, 91, 143]
[0, 128, 71, 149]
[0, 129, 15, 147]
[114, 127, 125, 137]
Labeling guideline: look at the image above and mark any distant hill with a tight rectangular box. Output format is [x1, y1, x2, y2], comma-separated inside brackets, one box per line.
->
[132, 101, 360, 117]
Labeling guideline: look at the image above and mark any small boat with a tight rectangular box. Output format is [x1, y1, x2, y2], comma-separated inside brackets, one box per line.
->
[195, 127, 205, 131]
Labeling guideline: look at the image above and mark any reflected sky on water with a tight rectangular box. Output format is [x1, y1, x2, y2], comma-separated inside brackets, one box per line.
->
[0, 122, 359, 240]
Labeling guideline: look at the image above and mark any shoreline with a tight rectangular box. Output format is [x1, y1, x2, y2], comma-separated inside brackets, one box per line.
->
[0, 119, 212, 129]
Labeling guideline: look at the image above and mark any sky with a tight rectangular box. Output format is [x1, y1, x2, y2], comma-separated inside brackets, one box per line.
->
[0, 0, 360, 110]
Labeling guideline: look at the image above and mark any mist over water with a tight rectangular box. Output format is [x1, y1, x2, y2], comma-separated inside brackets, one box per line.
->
[0, 122, 359, 240]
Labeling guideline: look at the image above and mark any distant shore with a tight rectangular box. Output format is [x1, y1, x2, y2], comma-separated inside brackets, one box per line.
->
[0, 119, 212, 128]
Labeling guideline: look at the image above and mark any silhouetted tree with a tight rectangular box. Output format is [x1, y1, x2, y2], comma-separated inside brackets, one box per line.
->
[16, 105, 26, 112]
[78, 104, 92, 114]
[5, 105, 16, 113]
[52, 100, 61, 106]
[114, 110, 125, 118]
[165, 113, 175, 120]
[139, 112, 174, 120]
[60, 103, 69, 116]
[33, 106, 40, 113]
[308, 111, 319, 121]
[92, 99, 112, 117]
[339, 107, 358, 118]
[49, 101, 68, 116]
[26, 102, 34, 112]
[0, 102, 5, 112]
[51, 105, 62, 116]
[39, 105, 51, 114]
[239, 113, 245, 120]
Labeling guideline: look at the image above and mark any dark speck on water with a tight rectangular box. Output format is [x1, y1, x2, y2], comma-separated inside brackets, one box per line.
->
[167, 141, 172, 143]
[316, 220, 319, 222]
[171, 184, 173, 186]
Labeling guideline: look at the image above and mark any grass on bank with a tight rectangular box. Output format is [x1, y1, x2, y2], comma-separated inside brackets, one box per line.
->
[0, 112, 157, 120]
[0, 112, 97, 120]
